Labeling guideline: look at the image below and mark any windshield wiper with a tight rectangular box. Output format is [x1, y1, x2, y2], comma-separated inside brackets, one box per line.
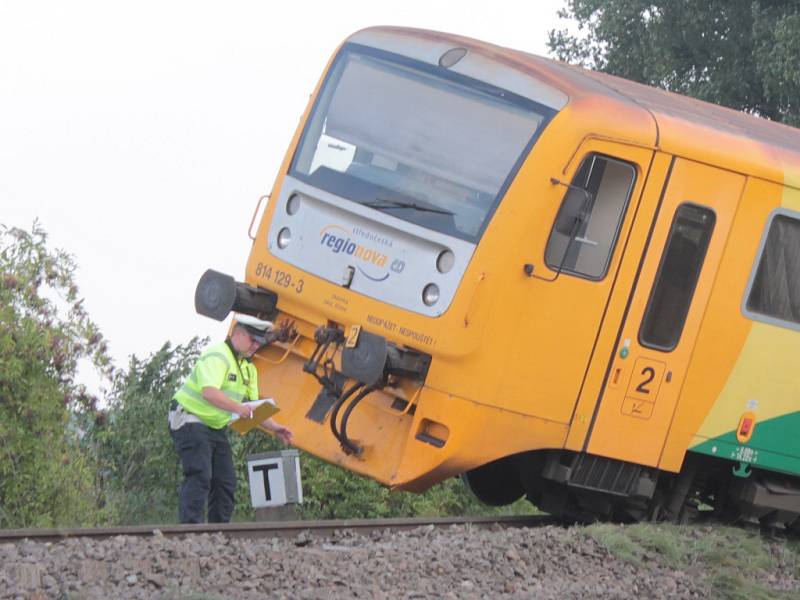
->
[363, 197, 454, 216]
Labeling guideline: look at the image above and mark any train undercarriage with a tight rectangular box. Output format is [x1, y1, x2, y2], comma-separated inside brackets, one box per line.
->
[463, 450, 800, 532]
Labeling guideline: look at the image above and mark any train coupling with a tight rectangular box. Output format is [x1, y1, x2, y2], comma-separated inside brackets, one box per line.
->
[303, 325, 431, 455]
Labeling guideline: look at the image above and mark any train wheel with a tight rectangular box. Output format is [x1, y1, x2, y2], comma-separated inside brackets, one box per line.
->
[462, 457, 524, 506]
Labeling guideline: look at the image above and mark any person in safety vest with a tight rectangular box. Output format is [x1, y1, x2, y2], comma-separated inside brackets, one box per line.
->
[169, 313, 294, 524]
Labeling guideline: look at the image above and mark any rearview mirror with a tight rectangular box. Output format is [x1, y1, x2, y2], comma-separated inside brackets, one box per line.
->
[553, 184, 592, 237]
[543, 153, 636, 281]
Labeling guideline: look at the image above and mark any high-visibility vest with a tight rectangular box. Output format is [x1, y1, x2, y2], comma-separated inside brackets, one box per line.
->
[173, 340, 259, 429]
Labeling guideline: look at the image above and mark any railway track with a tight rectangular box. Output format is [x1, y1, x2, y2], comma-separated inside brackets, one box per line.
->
[0, 514, 554, 544]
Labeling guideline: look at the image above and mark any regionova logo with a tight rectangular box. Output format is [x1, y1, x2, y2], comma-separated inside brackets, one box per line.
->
[319, 224, 405, 282]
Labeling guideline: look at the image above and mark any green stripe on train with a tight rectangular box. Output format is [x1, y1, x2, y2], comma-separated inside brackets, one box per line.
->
[690, 411, 800, 476]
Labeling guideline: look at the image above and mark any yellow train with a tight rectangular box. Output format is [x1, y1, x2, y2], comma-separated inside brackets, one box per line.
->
[195, 27, 800, 527]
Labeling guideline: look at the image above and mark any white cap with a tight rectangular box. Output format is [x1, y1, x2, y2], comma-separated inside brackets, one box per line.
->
[233, 313, 274, 343]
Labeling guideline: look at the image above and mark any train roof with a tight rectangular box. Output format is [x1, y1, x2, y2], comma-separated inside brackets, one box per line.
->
[536, 56, 800, 187]
[355, 27, 800, 188]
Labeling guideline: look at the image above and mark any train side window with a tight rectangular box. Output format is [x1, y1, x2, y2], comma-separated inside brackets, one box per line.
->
[545, 154, 636, 280]
[639, 204, 716, 351]
[743, 210, 800, 330]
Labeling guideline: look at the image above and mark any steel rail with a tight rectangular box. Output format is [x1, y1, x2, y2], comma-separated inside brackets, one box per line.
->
[0, 514, 554, 544]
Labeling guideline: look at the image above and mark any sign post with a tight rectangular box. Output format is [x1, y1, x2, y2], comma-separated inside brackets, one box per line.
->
[246, 449, 302, 520]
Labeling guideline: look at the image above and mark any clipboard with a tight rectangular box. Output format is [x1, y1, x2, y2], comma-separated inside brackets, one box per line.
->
[229, 398, 280, 435]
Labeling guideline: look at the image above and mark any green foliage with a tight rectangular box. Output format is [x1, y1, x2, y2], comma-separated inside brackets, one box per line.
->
[585, 523, 652, 567]
[298, 454, 534, 520]
[549, 1, 800, 126]
[587, 523, 775, 571]
[0, 223, 113, 527]
[585, 523, 800, 599]
[89, 337, 208, 525]
[706, 573, 785, 600]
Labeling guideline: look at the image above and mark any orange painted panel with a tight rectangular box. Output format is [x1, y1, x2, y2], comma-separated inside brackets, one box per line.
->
[659, 178, 782, 471]
[587, 159, 744, 467]
[565, 152, 675, 451]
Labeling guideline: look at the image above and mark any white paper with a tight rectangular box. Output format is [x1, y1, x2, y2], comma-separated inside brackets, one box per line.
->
[229, 397, 276, 422]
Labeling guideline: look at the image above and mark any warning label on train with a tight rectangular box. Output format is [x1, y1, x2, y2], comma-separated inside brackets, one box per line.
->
[366, 314, 435, 347]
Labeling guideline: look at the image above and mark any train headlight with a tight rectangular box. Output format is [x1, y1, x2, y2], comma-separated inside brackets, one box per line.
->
[422, 283, 440, 306]
[436, 250, 454, 274]
[286, 194, 301, 215]
[277, 227, 292, 249]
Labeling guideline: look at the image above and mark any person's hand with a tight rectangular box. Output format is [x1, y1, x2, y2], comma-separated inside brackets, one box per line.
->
[262, 418, 293, 445]
[236, 404, 253, 420]
[266, 319, 297, 344]
[272, 424, 293, 445]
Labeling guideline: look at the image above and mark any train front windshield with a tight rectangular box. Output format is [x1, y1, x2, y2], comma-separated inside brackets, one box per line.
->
[291, 44, 553, 242]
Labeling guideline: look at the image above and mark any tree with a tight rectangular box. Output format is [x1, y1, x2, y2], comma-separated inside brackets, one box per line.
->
[0, 223, 113, 527]
[548, 1, 800, 126]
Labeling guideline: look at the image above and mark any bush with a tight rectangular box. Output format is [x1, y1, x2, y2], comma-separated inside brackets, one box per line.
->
[0, 223, 112, 527]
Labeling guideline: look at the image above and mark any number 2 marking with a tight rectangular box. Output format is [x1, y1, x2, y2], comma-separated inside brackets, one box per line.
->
[345, 325, 361, 348]
[635, 367, 656, 394]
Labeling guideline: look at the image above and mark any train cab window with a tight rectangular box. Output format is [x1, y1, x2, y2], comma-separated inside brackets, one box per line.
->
[545, 154, 636, 280]
[744, 210, 800, 330]
[639, 204, 716, 351]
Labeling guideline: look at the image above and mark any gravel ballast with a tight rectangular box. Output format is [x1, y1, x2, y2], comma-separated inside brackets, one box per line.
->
[0, 524, 796, 599]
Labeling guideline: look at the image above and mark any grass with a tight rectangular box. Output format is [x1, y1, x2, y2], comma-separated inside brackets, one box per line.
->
[584, 523, 800, 600]
[707, 572, 789, 600]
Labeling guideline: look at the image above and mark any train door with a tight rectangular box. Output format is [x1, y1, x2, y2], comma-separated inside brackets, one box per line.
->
[494, 139, 659, 425]
[585, 158, 744, 467]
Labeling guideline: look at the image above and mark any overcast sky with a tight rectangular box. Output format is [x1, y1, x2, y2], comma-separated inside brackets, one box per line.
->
[1, 0, 568, 392]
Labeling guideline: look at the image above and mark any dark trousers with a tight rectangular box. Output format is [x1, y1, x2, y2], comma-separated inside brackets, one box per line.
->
[170, 422, 236, 524]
